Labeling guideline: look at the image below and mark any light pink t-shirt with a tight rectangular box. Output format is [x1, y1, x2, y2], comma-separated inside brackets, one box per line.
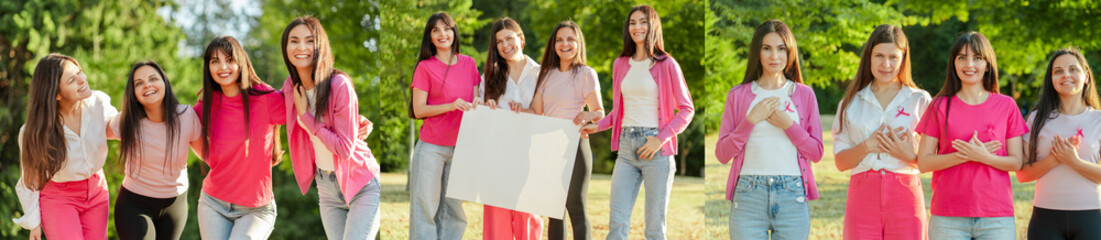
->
[537, 66, 600, 120]
[1026, 108, 1101, 210]
[109, 105, 201, 198]
[411, 55, 481, 147]
[915, 94, 1028, 217]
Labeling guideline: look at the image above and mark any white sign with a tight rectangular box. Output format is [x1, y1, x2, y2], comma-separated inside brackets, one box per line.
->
[446, 107, 581, 219]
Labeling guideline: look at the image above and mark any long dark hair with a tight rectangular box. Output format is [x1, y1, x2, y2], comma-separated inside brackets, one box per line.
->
[1025, 47, 1100, 166]
[929, 32, 1000, 146]
[20, 53, 77, 190]
[619, 5, 669, 62]
[117, 61, 183, 177]
[837, 24, 915, 132]
[483, 17, 524, 102]
[409, 12, 460, 119]
[199, 36, 280, 164]
[536, 20, 587, 94]
[742, 20, 803, 85]
[282, 16, 344, 121]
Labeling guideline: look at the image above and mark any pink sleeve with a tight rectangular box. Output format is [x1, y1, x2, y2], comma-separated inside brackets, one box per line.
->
[411, 62, 431, 92]
[783, 87, 823, 163]
[1003, 98, 1029, 139]
[656, 59, 694, 143]
[297, 76, 360, 161]
[469, 57, 482, 87]
[268, 92, 287, 125]
[715, 87, 755, 164]
[915, 97, 945, 139]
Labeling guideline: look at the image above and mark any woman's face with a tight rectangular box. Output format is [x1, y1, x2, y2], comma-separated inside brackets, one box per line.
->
[430, 20, 454, 52]
[495, 29, 524, 62]
[208, 50, 240, 89]
[870, 43, 904, 84]
[132, 65, 166, 108]
[759, 32, 788, 76]
[1051, 54, 1087, 98]
[628, 10, 649, 45]
[56, 60, 92, 103]
[286, 24, 316, 71]
[554, 27, 579, 64]
[954, 46, 988, 85]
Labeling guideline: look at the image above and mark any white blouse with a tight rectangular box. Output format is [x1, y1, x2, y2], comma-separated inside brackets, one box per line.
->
[479, 56, 540, 108]
[832, 85, 931, 175]
[14, 91, 117, 229]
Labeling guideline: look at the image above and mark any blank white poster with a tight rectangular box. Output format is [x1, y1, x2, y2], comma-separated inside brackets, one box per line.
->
[446, 107, 580, 219]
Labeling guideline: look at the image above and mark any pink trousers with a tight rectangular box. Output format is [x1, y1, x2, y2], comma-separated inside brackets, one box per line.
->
[40, 173, 109, 240]
[483, 205, 542, 240]
[843, 170, 927, 240]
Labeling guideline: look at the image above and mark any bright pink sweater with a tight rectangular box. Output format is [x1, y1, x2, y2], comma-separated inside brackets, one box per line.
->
[282, 74, 380, 205]
[715, 82, 824, 201]
[596, 56, 694, 156]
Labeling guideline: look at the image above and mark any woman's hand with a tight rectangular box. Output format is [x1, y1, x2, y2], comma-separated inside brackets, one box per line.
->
[746, 97, 777, 124]
[952, 131, 996, 163]
[637, 136, 663, 160]
[293, 85, 308, 116]
[357, 116, 373, 140]
[451, 98, 474, 111]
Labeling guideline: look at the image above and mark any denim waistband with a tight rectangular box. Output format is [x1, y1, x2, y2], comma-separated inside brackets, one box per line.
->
[621, 126, 659, 139]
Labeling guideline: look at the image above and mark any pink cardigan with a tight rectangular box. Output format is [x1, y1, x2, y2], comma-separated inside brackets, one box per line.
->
[596, 56, 694, 156]
[715, 82, 823, 201]
[282, 74, 380, 205]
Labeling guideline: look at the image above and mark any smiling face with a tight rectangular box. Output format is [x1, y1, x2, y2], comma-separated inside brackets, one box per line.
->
[954, 46, 988, 85]
[208, 50, 240, 89]
[555, 27, 579, 65]
[430, 20, 454, 52]
[132, 65, 166, 108]
[286, 24, 315, 71]
[55, 60, 91, 103]
[759, 32, 788, 76]
[870, 43, 904, 84]
[1051, 54, 1087, 98]
[628, 10, 649, 45]
[495, 28, 524, 62]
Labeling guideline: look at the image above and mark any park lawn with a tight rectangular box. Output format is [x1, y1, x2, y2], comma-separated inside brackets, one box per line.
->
[380, 171, 705, 239]
[705, 115, 1036, 239]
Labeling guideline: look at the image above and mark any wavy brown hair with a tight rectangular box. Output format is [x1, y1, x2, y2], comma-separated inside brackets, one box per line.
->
[619, 5, 669, 62]
[837, 24, 915, 132]
[21, 53, 78, 190]
[282, 16, 345, 121]
[741, 20, 803, 85]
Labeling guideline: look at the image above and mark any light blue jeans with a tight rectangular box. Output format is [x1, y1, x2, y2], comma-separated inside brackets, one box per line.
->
[409, 140, 466, 239]
[316, 169, 381, 240]
[607, 127, 676, 240]
[197, 191, 277, 240]
[928, 215, 1015, 240]
[729, 175, 810, 240]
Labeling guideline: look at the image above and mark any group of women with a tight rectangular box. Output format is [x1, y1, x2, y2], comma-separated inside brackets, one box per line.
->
[717, 20, 1101, 240]
[15, 17, 380, 240]
[408, 5, 693, 240]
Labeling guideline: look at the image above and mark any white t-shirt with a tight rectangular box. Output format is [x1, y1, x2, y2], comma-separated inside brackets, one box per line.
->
[479, 56, 540, 108]
[1028, 108, 1101, 210]
[622, 58, 659, 128]
[299, 87, 335, 171]
[831, 86, 931, 175]
[741, 80, 801, 176]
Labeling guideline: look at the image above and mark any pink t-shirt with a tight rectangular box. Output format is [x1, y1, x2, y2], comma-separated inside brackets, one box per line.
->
[193, 85, 286, 207]
[915, 94, 1028, 217]
[411, 55, 481, 147]
[537, 66, 600, 120]
[109, 105, 202, 198]
[1026, 108, 1101, 210]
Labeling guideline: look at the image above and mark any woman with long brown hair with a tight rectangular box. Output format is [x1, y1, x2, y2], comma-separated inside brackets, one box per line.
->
[16, 53, 118, 240]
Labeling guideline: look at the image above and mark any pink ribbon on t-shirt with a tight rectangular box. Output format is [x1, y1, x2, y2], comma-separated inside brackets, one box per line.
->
[1076, 127, 1085, 138]
[895, 106, 911, 118]
[783, 101, 795, 113]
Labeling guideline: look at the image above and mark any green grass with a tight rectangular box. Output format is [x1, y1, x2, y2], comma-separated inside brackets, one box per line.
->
[705, 115, 1036, 239]
[380, 171, 704, 239]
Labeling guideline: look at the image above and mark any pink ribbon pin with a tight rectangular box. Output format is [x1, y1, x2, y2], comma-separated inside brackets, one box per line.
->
[783, 101, 795, 113]
[1076, 127, 1085, 138]
[895, 106, 910, 118]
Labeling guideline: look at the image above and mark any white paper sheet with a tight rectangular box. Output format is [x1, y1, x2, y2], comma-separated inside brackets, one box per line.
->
[446, 107, 581, 219]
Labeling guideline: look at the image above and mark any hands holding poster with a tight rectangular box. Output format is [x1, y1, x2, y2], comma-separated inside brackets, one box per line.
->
[446, 107, 580, 219]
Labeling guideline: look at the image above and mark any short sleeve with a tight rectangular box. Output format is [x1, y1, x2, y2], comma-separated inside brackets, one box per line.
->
[915, 97, 945, 139]
[583, 67, 600, 97]
[185, 106, 203, 142]
[1005, 98, 1029, 139]
[467, 56, 482, 87]
[267, 92, 287, 125]
[831, 100, 853, 154]
[411, 62, 432, 93]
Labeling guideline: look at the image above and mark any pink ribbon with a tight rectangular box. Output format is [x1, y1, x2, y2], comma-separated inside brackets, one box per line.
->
[783, 101, 795, 113]
[1076, 127, 1085, 138]
[895, 106, 910, 118]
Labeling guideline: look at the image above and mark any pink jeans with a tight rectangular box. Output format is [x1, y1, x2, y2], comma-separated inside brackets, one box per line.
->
[40, 173, 110, 240]
[843, 170, 927, 240]
[483, 205, 542, 240]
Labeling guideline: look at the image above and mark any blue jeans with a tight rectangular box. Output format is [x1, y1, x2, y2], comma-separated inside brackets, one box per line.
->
[729, 175, 810, 240]
[607, 127, 676, 240]
[316, 169, 381, 240]
[409, 140, 466, 239]
[928, 215, 1014, 240]
[196, 191, 277, 240]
